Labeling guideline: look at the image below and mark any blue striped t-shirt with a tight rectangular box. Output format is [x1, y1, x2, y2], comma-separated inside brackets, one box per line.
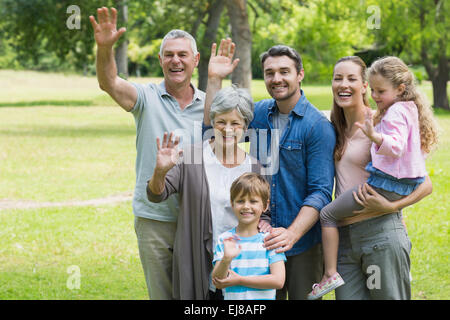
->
[213, 228, 286, 300]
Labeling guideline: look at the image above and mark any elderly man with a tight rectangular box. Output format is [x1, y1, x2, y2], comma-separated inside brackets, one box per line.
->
[90, 7, 205, 299]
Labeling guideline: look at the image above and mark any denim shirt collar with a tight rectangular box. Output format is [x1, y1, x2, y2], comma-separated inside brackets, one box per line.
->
[268, 89, 307, 117]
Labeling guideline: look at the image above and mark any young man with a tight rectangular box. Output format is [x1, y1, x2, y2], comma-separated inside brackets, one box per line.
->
[204, 41, 336, 299]
[89, 7, 205, 299]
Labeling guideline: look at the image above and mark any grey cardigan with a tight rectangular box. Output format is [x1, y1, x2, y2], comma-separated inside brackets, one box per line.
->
[147, 143, 270, 300]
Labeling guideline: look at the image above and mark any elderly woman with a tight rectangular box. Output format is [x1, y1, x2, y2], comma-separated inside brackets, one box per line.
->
[147, 85, 270, 300]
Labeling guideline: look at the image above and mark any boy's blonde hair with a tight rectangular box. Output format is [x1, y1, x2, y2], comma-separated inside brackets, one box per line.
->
[230, 173, 270, 206]
[368, 56, 438, 153]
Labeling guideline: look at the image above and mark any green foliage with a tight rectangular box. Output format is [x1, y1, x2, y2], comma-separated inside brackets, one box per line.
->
[126, 0, 210, 77]
[250, 0, 373, 82]
[364, 0, 449, 108]
[0, 0, 114, 72]
[367, 0, 450, 63]
[0, 38, 19, 69]
[0, 0, 447, 92]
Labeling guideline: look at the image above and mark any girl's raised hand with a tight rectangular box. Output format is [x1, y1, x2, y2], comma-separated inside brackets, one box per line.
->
[155, 132, 182, 173]
[355, 108, 384, 145]
[355, 108, 375, 139]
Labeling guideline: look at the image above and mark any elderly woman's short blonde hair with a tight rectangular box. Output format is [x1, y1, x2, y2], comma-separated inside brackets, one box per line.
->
[209, 85, 254, 128]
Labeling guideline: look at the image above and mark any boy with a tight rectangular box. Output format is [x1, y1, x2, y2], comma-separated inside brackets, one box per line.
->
[212, 173, 286, 300]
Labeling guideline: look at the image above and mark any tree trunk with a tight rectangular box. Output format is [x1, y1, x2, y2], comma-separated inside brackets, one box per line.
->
[197, 0, 226, 91]
[226, 0, 252, 91]
[431, 53, 449, 110]
[114, 0, 128, 79]
[422, 39, 449, 110]
[431, 78, 449, 110]
[419, 0, 449, 110]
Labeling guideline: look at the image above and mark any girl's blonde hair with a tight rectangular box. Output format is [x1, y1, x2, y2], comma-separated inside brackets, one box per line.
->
[368, 56, 438, 153]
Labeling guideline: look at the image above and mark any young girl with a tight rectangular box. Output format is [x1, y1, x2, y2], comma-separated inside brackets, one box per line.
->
[308, 56, 438, 299]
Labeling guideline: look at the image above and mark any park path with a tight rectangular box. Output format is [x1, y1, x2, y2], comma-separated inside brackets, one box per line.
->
[0, 191, 133, 211]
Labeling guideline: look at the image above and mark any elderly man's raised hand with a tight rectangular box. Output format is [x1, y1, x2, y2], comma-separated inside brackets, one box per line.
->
[208, 38, 240, 80]
[89, 7, 126, 48]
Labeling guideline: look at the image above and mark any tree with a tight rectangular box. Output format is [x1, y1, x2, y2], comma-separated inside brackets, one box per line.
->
[369, 0, 449, 110]
[197, 0, 226, 91]
[249, 0, 371, 83]
[195, 0, 253, 91]
[0, 0, 109, 72]
[114, 0, 129, 78]
[226, 0, 252, 90]
[417, 0, 449, 110]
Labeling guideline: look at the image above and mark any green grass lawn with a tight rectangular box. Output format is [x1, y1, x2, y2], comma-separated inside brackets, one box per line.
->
[0, 204, 147, 299]
[0, 70, 448, 300]
[0, 106, 136, 201]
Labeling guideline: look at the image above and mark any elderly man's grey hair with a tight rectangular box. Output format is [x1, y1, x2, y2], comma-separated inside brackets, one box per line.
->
[210, 85, 254, 128]
[159, 29, 198, 56]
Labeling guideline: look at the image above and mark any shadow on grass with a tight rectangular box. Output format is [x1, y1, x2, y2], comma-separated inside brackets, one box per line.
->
[433, 107, 450, 116]
[0, 100, 94, 107]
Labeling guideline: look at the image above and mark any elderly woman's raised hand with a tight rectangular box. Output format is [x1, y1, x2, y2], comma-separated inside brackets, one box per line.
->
[208, 38, 240, 80]
[155, 132, 182, 174]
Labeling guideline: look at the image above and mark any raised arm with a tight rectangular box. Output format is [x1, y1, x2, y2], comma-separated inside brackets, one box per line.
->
[203, 39, 240, 126]
[89, 7, 137, 111]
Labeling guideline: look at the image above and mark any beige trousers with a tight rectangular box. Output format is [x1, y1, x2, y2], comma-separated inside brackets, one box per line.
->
[134, 217, 176, 300]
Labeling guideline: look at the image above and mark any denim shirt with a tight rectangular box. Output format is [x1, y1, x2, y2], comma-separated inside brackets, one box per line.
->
[248, 90, 336, 256]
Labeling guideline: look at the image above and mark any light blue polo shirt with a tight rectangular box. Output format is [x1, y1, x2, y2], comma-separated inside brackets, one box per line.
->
[130, 81, 205, 222]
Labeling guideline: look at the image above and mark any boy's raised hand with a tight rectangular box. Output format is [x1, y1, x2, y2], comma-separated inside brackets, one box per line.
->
[89, 7, 126, 48]
[223, 236, 241, 261]
[208, 38, 240, 80]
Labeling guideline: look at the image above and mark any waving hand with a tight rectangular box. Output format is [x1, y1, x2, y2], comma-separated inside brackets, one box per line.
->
[89, 7, 126, 48]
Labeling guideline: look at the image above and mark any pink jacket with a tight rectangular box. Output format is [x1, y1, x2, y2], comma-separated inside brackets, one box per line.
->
[371, 101, 427, 179]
